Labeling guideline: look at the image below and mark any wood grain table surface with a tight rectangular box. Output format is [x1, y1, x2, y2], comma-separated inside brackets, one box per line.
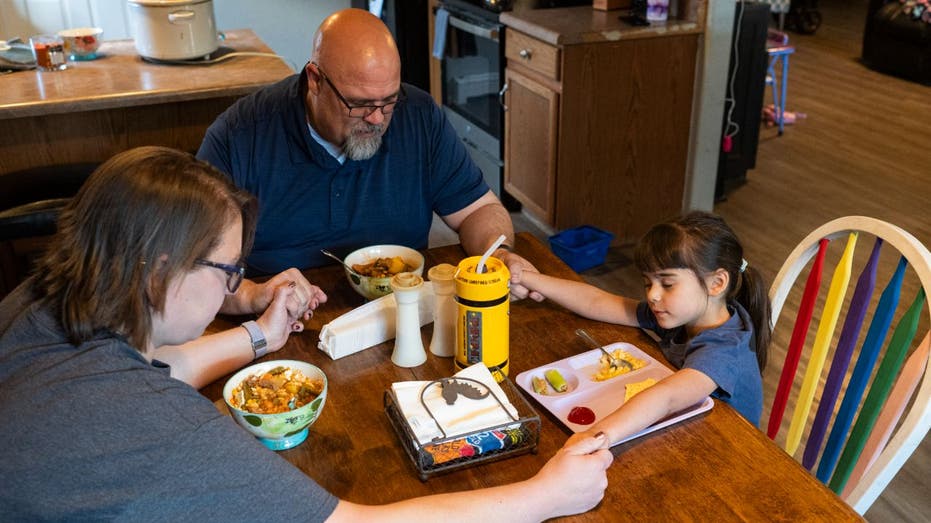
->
[201, 232, 862, 521]
[0, 29, 293, 175]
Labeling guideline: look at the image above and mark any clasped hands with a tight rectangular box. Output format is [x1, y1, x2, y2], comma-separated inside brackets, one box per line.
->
[495, 248, 545, 302]
[240, 268, 327, 353]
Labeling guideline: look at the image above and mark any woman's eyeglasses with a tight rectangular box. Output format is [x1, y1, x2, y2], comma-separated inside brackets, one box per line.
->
[195, 259, 245, 293]
[313, 62, 405, 118]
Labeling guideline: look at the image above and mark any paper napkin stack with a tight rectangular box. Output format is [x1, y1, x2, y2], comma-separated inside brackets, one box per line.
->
[392, 363, 518, 445]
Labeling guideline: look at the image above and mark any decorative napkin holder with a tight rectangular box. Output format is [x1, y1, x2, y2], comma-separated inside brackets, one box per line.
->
[384, 364, 540, 481]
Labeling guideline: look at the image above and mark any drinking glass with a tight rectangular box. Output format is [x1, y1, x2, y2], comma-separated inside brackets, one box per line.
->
[30, 34, 68, 71]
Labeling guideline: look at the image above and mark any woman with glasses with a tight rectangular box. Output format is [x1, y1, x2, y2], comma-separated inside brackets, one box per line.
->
[0, 146, 612, 521]
[197, 8, 544, 303]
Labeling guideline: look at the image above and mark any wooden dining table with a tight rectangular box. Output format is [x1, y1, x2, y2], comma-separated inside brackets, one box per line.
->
[200, 232, 862, 521]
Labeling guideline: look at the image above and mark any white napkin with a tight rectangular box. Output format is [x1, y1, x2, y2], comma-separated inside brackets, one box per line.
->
[318, 281, 435, 360]
[392, 363, 518, 445]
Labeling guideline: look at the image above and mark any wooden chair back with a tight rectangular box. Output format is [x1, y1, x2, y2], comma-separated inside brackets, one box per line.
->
[765, 216, 930, 514]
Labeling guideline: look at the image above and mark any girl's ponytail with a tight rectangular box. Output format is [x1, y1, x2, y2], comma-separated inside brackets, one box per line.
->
[734, 264, 771, 372]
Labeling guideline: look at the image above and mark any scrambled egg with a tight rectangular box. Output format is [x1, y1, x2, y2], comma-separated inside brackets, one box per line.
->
[592, 349, 646, 381]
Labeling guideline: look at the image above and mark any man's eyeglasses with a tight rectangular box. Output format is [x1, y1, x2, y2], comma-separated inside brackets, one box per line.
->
[313, 63, 405, 118]
[195, 259, 246, 294]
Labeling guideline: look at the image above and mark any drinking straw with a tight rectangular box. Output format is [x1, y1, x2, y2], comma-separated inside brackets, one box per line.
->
[477, 234, 507, 274]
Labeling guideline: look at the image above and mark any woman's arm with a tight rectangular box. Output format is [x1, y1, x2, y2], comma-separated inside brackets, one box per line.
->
[518, 271, 640, 326]
[326, 434, 614, 522]
[153, 282, 313, 389]
[572, 368, 717, 449]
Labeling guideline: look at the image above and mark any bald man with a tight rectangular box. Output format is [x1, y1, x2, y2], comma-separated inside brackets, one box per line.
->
[198, 9, 542, 301]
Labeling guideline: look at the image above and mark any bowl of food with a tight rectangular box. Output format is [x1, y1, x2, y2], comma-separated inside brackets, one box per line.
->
[57, 27, 103, 60]
[344, 244, 425, 300]
[224, 360, 327, 451]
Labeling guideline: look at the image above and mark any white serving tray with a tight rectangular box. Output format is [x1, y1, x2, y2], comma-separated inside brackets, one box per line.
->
[515, 342, 713, 446]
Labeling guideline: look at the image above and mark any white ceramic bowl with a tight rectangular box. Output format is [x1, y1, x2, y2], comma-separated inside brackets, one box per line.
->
[57, 27, 103, 60]
[343, 244, 425, 300]
[223, 360, 327, 451]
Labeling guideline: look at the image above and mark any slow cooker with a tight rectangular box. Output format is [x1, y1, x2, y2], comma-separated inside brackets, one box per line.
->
[128, 0, 218, 61]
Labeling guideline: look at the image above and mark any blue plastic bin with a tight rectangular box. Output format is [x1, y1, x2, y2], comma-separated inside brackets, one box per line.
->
[548, 225, 614, 273]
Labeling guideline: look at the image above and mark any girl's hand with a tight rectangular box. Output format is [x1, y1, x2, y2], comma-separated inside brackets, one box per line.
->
[496, 249, 545, 302]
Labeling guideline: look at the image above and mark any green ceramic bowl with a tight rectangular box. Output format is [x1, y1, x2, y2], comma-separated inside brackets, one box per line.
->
[343, 244, 424, 300]
[224, 360, 327, 451]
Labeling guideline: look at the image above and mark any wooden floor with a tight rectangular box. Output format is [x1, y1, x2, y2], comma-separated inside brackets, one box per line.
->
[480, 0, 929, 520]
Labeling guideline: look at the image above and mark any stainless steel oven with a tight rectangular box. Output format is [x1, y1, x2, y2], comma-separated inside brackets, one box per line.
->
[435, 0, 506, 197]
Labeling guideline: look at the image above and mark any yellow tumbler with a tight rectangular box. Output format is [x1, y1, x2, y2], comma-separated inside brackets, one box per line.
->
[454, 255, 510, 380]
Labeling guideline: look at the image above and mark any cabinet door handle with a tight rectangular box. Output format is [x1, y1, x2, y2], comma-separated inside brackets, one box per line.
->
[498, 82, 509, 111]
[519, 49, 532, 59]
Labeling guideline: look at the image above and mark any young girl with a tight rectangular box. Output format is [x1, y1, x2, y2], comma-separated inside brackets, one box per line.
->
[517, 211, 771, 446]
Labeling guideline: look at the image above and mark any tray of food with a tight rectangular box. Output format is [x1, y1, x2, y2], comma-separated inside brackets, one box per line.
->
[515, 342, 713, 446]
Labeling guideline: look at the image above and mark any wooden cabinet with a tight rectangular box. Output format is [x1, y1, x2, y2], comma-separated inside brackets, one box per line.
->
[503, 67, 558, 223]
[501, 9, 701, 242]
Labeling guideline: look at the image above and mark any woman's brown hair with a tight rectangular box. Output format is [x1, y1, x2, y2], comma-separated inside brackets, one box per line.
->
[36, 146, 257, 352]
[634, 211, 772, 372]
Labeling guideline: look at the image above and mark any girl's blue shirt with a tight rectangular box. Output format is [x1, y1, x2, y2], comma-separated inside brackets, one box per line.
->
[636, 301, 763, 426]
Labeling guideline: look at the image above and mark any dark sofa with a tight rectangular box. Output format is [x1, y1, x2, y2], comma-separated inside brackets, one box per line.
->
[862, 0, 931, 84]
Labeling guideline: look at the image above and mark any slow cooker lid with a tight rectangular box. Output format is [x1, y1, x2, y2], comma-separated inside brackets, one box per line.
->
[128, 0, 212, 6]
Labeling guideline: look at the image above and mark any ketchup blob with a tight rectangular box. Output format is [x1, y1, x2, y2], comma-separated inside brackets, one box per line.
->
[567, 406, 596, 425]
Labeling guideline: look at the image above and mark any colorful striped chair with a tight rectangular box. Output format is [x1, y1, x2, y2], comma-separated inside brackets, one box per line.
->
[765, 216, 930, 514]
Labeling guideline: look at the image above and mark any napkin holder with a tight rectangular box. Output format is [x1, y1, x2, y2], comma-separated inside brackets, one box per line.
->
[384, 373, 541, 481]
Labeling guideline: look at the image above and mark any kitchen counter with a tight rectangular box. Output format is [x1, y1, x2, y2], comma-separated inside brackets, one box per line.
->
[0, 29, 292, 176]
[0, 29, 291, 120]
[500, 4, 705, 46]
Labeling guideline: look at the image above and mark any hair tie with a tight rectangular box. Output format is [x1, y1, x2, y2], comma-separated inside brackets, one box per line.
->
[740, 258, 748, 273]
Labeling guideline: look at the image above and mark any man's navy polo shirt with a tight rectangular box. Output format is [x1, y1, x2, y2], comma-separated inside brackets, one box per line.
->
[198, 74, 488, 275]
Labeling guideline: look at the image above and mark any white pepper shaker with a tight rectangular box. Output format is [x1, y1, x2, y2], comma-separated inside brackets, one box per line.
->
[427, 263, 457, 357]
[390, 272, 427, 367]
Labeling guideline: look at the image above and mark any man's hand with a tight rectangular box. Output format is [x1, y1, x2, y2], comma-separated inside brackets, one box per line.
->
[495, 248, 545, 302]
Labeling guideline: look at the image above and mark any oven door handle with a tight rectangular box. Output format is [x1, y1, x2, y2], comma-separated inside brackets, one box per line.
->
[498, 82, 509, 111]
[448, 15, 500, 42]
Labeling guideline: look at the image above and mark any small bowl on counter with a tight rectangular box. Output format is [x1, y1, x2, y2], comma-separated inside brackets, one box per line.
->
[57, 27, 103, 60]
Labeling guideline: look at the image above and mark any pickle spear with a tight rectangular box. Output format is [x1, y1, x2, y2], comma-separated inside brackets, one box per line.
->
[544, 369, 568, 393]
[531, 376, 548, 395]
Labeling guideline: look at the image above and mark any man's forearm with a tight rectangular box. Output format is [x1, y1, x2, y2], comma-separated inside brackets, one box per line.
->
[457, 200, 514, 256]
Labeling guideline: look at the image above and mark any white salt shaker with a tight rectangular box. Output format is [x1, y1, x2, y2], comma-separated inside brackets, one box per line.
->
[390, 272, 427, 367]
[427, 263, 457, 357]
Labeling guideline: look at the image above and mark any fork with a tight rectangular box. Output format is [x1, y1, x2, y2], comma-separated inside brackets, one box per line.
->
[575, 328, 633, 371]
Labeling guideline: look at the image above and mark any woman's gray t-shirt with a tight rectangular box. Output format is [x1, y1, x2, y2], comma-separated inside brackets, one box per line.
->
[0, 282, 339, 521]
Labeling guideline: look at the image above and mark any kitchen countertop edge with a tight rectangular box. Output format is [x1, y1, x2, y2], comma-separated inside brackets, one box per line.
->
[501, 6, 703, 46]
